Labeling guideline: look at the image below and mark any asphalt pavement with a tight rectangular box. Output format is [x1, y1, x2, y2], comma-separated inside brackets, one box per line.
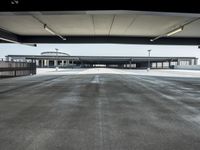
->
[0, 72, 200, 150]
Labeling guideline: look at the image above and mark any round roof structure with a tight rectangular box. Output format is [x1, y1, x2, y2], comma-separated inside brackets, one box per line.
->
[41, 51, 70, 56]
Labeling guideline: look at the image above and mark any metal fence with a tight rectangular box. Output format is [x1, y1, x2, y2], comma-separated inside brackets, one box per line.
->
[0, 61, 36, 78]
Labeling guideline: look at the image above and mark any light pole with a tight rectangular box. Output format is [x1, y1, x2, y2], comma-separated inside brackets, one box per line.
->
[55, 48, 58, 71]
[147, 49, 151, 71]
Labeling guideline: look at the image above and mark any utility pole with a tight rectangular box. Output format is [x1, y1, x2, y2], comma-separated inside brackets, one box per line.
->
[55, 48, 58, 71]
[147, 49, 151, 71]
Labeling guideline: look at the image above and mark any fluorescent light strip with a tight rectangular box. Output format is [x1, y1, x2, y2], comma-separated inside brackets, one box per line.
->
[44, 24, 56, 35]
[150, 17, 200, 42]
[150, 26, 183, 42]
[166, 26, 183, 36]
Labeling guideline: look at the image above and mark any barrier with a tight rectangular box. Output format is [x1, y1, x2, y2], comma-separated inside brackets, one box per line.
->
[0, 61, 36, 78]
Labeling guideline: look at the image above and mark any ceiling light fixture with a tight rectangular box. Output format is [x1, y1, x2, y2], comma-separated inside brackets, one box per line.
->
[166, 26, 184, 37]
[150, 17, 200, 42]
[150, 26, 184, 42]
[44, 24, 66, 40]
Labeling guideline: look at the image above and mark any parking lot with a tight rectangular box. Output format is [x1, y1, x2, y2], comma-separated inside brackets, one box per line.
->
[0, 68, 200, 150]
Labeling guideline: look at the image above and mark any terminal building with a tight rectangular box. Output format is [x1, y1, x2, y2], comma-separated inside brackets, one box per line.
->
[6, 51, 198, 69]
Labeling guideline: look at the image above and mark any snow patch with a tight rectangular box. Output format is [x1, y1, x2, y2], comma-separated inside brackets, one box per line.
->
[36, 68, 200, 78]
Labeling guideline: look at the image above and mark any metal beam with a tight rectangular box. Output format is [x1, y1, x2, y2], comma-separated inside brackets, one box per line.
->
[19, 36, 200, 45]
[1, 10, 200, 18]
[0, 28, 19, 43]
[0, 28, 37, 46]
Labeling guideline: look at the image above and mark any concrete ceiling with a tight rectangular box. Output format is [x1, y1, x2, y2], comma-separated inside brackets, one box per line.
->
[0, 13, 198, 37]
[0, 10, 200, 45]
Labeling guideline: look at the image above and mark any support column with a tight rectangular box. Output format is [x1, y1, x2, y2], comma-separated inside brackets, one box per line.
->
[72, 60, 74, 68]
[46, 60, 49, 67]
[169, 61, 171, 68]
[177, 59, 180, 65]
[41, 60, 44, 68]
[54, 60, 57, 67]
[194, 58, 198, 65]
[36, 60, 39, 66]
[30, 59, 33, 75]
[189, 59, 192, 65]
[161, 62, 164, 68]
[156, 62, 158, 68]
[44, 60, 47, 67]
[129, 61, 132, 69]
[62, 60, 64, 67]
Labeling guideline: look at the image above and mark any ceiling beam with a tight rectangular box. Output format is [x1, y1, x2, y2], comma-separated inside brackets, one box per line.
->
[0, 28, 37, 46]
[0, 28, 19, 43]
[19, 36, 200, 45]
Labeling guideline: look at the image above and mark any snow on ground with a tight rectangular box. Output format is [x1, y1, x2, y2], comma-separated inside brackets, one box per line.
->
[36, 68, 200, 78]
[78, 68, 120, 74]
[119, 69, 200, 78]
[36, 68, 85, 75]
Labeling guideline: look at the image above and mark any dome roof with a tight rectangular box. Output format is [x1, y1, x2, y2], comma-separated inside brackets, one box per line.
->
[41, 51, 70, 56]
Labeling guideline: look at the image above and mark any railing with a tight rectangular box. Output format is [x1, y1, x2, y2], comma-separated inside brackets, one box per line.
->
[0, 61, 36, 78]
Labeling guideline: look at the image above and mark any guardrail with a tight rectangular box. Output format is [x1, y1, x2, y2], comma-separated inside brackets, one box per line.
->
[0, 61, 36, 78]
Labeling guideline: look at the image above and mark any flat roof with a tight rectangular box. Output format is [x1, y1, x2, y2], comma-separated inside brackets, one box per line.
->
[7, 55, 197, 63]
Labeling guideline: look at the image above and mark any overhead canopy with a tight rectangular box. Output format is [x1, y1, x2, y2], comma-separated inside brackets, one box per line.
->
[0, 1, 200, 45]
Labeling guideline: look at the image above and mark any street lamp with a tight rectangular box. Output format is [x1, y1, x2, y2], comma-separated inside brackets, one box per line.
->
[147, 49, 151, 71]
[55, 48, 59, 71]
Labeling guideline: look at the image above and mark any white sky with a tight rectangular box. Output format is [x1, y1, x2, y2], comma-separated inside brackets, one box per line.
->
[0, 43, 200, 64]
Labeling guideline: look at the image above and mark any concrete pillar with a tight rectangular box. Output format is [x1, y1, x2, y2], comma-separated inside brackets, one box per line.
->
[41, 60, 44, 68]
[177, 59, 180, 65]
[36, 60, 39, 66]
[156, 62, 158, 68]
[161, 62, 164, 68]
[46, 60, 49, 67]
[194, 58, 198, 65]
[72, 60, 74, 68]
[54, 60, 57, 67]
[62, 60, 64, 67]
[129, 61, 132, 69]
[169, 61, 171, 68]
[189, 59, 192, 65]
[44, 60, 47, 67]
[124, 64, 126, 68]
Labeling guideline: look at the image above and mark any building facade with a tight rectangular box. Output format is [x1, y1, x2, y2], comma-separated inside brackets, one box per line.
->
[6, 51, 198, 69]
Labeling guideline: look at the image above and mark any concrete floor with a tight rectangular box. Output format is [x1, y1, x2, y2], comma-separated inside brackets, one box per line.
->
[0, 69, 200, 150]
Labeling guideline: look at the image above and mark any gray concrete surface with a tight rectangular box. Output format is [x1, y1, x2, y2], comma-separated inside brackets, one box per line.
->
[0, 73, 200, 150]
